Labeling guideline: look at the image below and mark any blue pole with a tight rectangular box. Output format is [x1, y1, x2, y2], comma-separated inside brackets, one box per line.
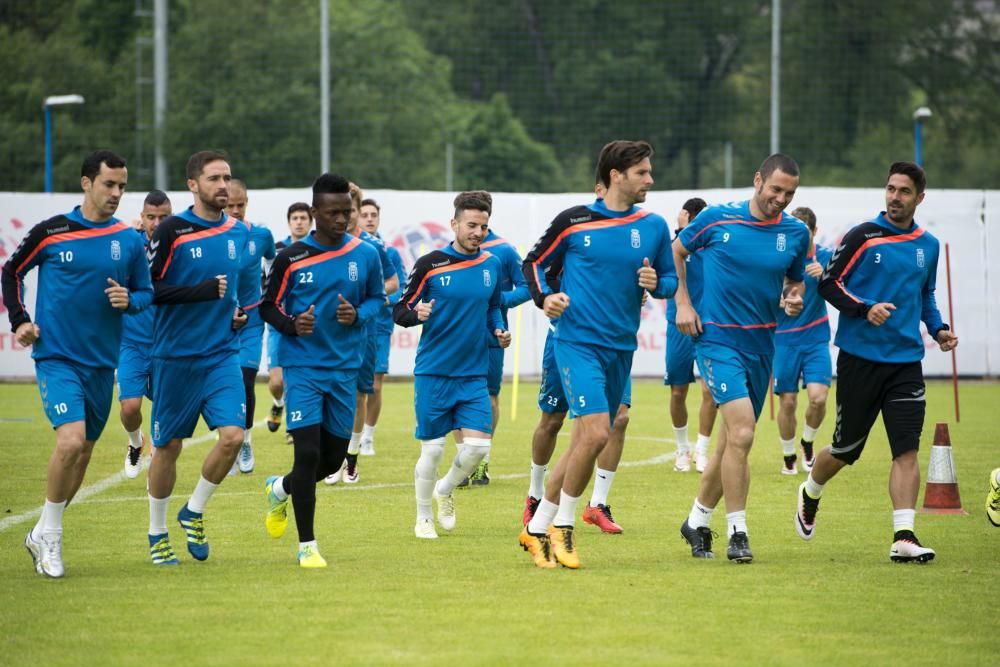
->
[44, 105, 53, 193]
[914, 119, 923, 167]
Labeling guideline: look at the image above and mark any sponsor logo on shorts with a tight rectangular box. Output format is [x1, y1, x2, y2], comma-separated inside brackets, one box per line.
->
[630, 228, 641, 248]
[916, 248, 925, 267]
[349, 261, 359, 281]
[110, 239, 121, 260]
[153, 421, 160, 441]
[228, 240, 237, 260]
[776, 233, 786, 251]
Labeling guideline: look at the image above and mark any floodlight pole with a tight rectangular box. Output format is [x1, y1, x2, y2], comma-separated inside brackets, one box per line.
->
[770, 0, 781, 154]
[320, 0, 330, 173]
[154, 0, 168, 189]
[913, 106, 932, 166]
[43, 94, 85, 193]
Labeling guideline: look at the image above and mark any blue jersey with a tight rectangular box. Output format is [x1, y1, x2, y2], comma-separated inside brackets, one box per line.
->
[776, 244, 834, 347]
[148, 207, 249, 359]
[819, 213, 945, 363]
[394, 245, 504, 377]
[121, 228, 156, 346]
[237, 221, 276, 328]
[1, 206, 152, 368]
[523, 198, 676, 351]
[261, 232, 385, 370]
[678, 200, 810, 355]
[376, 242, 406, 336]
[482, 230, 531, 348]
[359, 229, 397, 286]
[667, 231, 705, 325]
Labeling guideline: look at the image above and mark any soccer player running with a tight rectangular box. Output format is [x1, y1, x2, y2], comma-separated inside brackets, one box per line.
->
[393, 191, 509, 539]
[520, 140, 676, 569]
[774, 206, 833, 475]
[796, 161, 958, 563]
[3, 150, 152, 578]
[225, 178, 276, 474]
[357, 197, 405, 456]
[261, 173, 385, 567]
[145, 150, 250, 566]
[676, 154, 810, 564]
[264, 202, 313, 443]
[119, 190, 172, 479]
[665, 197, 718, 473]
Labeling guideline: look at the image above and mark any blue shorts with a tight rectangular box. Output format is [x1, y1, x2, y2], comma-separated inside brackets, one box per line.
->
[539, 335, 632, 414]
[487, 347, 504, 396]
[414, 375, 492, 440]
[36, 359, 114, 441]
[375, 332, 391, 375]
[554, 339, 633, 422]
[151, 352, 246, 446]
[117, 342, 152, 401]
[266, 325, 281, 370]
[664, 325, 697, 386]
[238, 319, 265, 371]
[356, 327, 377, 395]
[284, 366, 356, 438]
[773, 342, 832, 394]
[696, 341, 772, 420]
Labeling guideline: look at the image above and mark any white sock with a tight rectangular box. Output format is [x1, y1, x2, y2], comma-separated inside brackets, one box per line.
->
[590, 468, 615, 507]
[804, 473, 825, 499]
[780, 437, 797, 456]
[483, 451, 490, 463]
[298, 539, 317, 552]
[35, 499, 67, 537]
[187, 476, 219, 514]
[529, 462, 547, 499]
[244, 430, 252, 447]
[527, 497, 558, 535]
[802, 425, 819, 443]
[273, 397, 284, 408]
[893, 508, 916, 533]
[437, 438, 490, 496]
[415, 439, 445, 521]
[270, 476, 288, 501]
[695, 434, 711, 456]
[553, 490, 581, 528]
[362, 424, 375, 440]
[127, 428, 143, 449]
[148, 495, 169, 535]
[687, 498, 714, 530]
[674, 424, 690, 454]
[347, 432, 362, 455]
[726, 510, 748, 536]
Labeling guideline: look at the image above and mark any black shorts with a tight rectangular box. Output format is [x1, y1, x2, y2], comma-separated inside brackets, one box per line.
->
[830, 350, 926, 464]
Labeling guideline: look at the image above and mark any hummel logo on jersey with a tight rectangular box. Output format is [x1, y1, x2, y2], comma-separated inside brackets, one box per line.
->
[228, 240, 236, 260]
[348, 261, 358, 281]
[570, 215, 591, 223]
[176, 226, 194, 234]
[483, 269, 492, 287]
[776, 233, 786, 251]
[290, 251, 309, 262]
[865, 232, 881, 239]
[916, 248, 925, 267]
[630, 229, 641, 248]
[110, 240, 121, 260]
[47, 224, 71, 235]
[431, 260, 450, 268]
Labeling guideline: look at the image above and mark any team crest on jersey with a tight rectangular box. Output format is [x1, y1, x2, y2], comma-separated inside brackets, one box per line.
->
[228, 240, 236, 260]
[776, 233, 787, 251]
[110, 239, 121, 261]
[916, 248, 925, 267]
[630, 229, 641, 249]
[483, 269, 492, 287]
[249, 240, 257, 256]
[348, 261, 359, 281]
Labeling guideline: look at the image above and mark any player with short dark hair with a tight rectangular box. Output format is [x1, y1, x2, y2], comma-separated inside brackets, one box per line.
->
[119, 190, 173, 479]
[665, 196, 718, 473]
[3, 149, 152, 578]
[394, 190, 509, 539]
[261, 172, 386, 568]
[774, 206, 833, 475]
[519, 140, 677, 569]
[225, 178, 276, 474]
[675, 153, 810, 564]
[144, 150, 250, 566]
[796, 161, 958, 563]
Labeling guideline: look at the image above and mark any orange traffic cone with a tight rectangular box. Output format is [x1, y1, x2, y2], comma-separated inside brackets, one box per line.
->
[920, 423, 967, 515]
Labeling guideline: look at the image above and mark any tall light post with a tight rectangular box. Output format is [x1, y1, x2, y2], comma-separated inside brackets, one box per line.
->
[43, 94, 85, 193]
[913, 106, 932, 167]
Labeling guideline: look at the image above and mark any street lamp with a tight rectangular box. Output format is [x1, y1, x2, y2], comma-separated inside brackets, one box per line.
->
[913, 106, 932, 167]
[43, 94, 85, 193]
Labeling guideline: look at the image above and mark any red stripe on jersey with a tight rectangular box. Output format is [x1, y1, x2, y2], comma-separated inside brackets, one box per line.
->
[837, 227, 925, 281]
[16, 221, 131, 274]
[703, 320, 777, 330]
[159, 216, 238, 278]
[274, 237, 363, 305]
[834, 280, 863, 304]
[406, 252, 494, 308]
[685, 215, 782, 245]
[776, 314, 829, 334]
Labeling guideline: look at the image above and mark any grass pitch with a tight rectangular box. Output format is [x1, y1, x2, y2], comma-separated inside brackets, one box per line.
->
[0, 379, 996, 666]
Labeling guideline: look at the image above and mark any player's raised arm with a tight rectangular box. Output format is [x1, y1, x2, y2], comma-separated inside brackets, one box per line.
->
[393, 255, 432, 327]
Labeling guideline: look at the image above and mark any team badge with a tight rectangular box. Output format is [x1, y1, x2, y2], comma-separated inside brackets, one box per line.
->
[110, 239, 121, 261]
[348, 261, 359, 281]
[916, 248, 925, 267]
[776, 233, 786, 251]
[228, 240, 236, 259]
[630, 229, 641, 249]
[483, 269, 492, 287]
[249, 240, 257, 256]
